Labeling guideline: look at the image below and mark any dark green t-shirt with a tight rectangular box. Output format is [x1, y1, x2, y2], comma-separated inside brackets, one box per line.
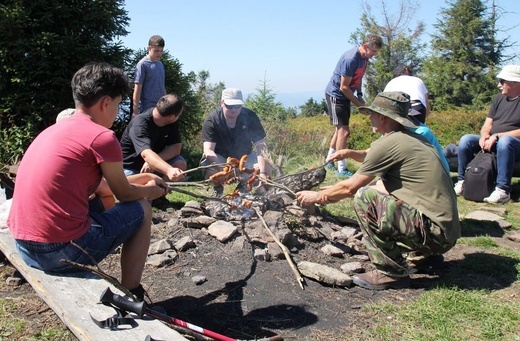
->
[358, 130, 460, 244]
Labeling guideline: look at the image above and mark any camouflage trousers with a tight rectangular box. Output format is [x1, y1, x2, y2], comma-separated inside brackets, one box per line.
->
[353, 187, 453, 277]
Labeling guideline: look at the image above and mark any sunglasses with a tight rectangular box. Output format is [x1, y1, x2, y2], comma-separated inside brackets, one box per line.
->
[498, 78, 518, 85]
[224, 104, 242, 110]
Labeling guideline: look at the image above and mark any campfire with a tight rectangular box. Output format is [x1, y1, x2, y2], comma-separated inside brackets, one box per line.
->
[162, 156, 365, 290]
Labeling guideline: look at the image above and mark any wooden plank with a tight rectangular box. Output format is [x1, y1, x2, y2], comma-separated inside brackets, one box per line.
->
[0, 229, 187, 341]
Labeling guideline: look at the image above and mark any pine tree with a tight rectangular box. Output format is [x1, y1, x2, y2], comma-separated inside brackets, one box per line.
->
[423, 0, 505, 110]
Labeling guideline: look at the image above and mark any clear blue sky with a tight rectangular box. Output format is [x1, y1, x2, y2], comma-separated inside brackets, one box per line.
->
[121, 0, 520, 107]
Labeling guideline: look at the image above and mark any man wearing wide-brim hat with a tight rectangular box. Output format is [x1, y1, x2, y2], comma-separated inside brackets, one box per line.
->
[454, 64, 520, 203]
[296, 92, 460, 290]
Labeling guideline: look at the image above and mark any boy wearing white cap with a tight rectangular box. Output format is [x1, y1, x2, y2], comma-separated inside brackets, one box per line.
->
[454, 65, 520, 203]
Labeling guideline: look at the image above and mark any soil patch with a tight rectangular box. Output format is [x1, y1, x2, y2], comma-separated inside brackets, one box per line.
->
[1, 205, 519, 341]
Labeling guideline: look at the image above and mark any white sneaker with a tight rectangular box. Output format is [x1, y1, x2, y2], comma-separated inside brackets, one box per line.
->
[483, 187, 510, 204]
[453, 181, 464, 196]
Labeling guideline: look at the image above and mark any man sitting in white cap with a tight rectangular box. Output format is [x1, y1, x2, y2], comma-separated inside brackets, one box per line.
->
[454, 65, 520, 203]
[200, 88, 271, 194]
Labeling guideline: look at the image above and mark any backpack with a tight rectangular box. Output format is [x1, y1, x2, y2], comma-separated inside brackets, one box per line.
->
[462, 151, 497, 202]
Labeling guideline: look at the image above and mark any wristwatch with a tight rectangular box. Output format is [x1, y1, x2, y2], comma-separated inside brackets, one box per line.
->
[492, 133, 499, 140]
[357, 92, 363, 97]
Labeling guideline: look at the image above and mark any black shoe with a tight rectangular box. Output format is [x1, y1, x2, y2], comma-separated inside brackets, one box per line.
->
[129, 284, 146, 302]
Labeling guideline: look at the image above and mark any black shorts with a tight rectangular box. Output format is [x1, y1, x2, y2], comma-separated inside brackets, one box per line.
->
[326, 93, 351, 126]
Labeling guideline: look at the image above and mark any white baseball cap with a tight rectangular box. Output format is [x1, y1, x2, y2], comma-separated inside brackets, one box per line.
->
[221, 88, 244, 106]
[497, 65, 520, 82]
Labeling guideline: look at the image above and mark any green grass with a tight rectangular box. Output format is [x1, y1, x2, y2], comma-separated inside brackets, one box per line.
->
[358, 287, 520, 341]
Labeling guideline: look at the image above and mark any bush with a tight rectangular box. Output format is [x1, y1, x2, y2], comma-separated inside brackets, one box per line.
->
[0, 124, 35, 166]
[260, 108, 483, 175]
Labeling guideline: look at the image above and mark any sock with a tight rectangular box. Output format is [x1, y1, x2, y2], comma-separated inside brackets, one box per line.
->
[337, 160, 347, 172]
[326, 148, 336, 162]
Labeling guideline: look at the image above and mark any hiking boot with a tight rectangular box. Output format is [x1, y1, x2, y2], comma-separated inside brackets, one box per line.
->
[453, 180, 464, 196]
[352, 270, 410, 290]
[483, 187, 510, 204]
[337, 169, 354, 178]
[407, 254, 444, 274]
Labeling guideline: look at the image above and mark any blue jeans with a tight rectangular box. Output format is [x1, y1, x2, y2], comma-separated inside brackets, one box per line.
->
[457, 134, 520, 192]
[15, 201, 144, 273]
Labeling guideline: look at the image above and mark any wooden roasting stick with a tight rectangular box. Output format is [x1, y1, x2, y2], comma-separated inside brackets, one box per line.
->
[253, 208, 306, 290]
[177, 162, 229, 176]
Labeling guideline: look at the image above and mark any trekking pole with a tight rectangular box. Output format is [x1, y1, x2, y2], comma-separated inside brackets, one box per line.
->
[99, 287, 283, 341]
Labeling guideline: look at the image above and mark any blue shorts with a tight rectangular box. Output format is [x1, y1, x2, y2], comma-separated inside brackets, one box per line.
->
[15, 201, 144, 273]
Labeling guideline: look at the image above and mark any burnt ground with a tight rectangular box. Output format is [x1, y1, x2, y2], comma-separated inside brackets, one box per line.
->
[1, 203, 520, 341]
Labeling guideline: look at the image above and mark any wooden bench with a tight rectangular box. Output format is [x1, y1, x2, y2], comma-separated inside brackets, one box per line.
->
[0, 229, 187, 341]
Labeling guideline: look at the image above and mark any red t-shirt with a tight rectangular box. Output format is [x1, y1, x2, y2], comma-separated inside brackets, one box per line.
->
[8, 113, 122, 242]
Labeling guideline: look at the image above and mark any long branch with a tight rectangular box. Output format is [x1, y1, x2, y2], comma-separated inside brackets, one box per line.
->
[253, 208, 305, 290]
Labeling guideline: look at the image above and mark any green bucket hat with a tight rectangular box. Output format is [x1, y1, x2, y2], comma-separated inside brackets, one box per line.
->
[359, 92, 418, 128]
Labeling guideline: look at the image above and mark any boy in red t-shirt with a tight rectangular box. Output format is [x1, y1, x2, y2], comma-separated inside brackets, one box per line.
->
[8, 62, 169, 300]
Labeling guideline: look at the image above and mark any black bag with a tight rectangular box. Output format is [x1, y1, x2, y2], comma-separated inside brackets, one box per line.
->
[462, 151, 497, 202]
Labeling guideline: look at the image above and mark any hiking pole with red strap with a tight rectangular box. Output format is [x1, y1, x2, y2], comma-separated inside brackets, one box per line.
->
[99, 287, 283, 341]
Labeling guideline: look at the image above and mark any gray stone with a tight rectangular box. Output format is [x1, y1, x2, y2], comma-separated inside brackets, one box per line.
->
[267, 242, 285, 260]
[321, 244, 345, 257]
[263, 210, 284, 228]
[331, 231, 348, 242]
[254, 248, 271, 261]
[352, 254, 370, 261]
[147, 250, 178, 267]
[180, 206, 204, 217]
[148, 239, 173, 255]
[340, 262, 365, 275]
[298, 227, 323, 241]
[506, 233, 520, 243]
[244, 223, 273, 244]
[182, 215, 217, 229]
[231, 236, 247, 252]
[167, 217, 180, 228]
[297, 261, 352, 287]
[192, 275, 207, 285]
[478, 206, 507, 216]
[275, 228, 293, 245]
[341, 227, 358, 239]
[285, 205, 307, 217]
[174, 236, 196, 252]
[184, 200, 202, 210]
[208, 220, 238, 242]
[465, 210, 512, 229]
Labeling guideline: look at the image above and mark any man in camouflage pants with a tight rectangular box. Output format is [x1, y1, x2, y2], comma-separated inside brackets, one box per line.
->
[296, 92, 460, 290]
